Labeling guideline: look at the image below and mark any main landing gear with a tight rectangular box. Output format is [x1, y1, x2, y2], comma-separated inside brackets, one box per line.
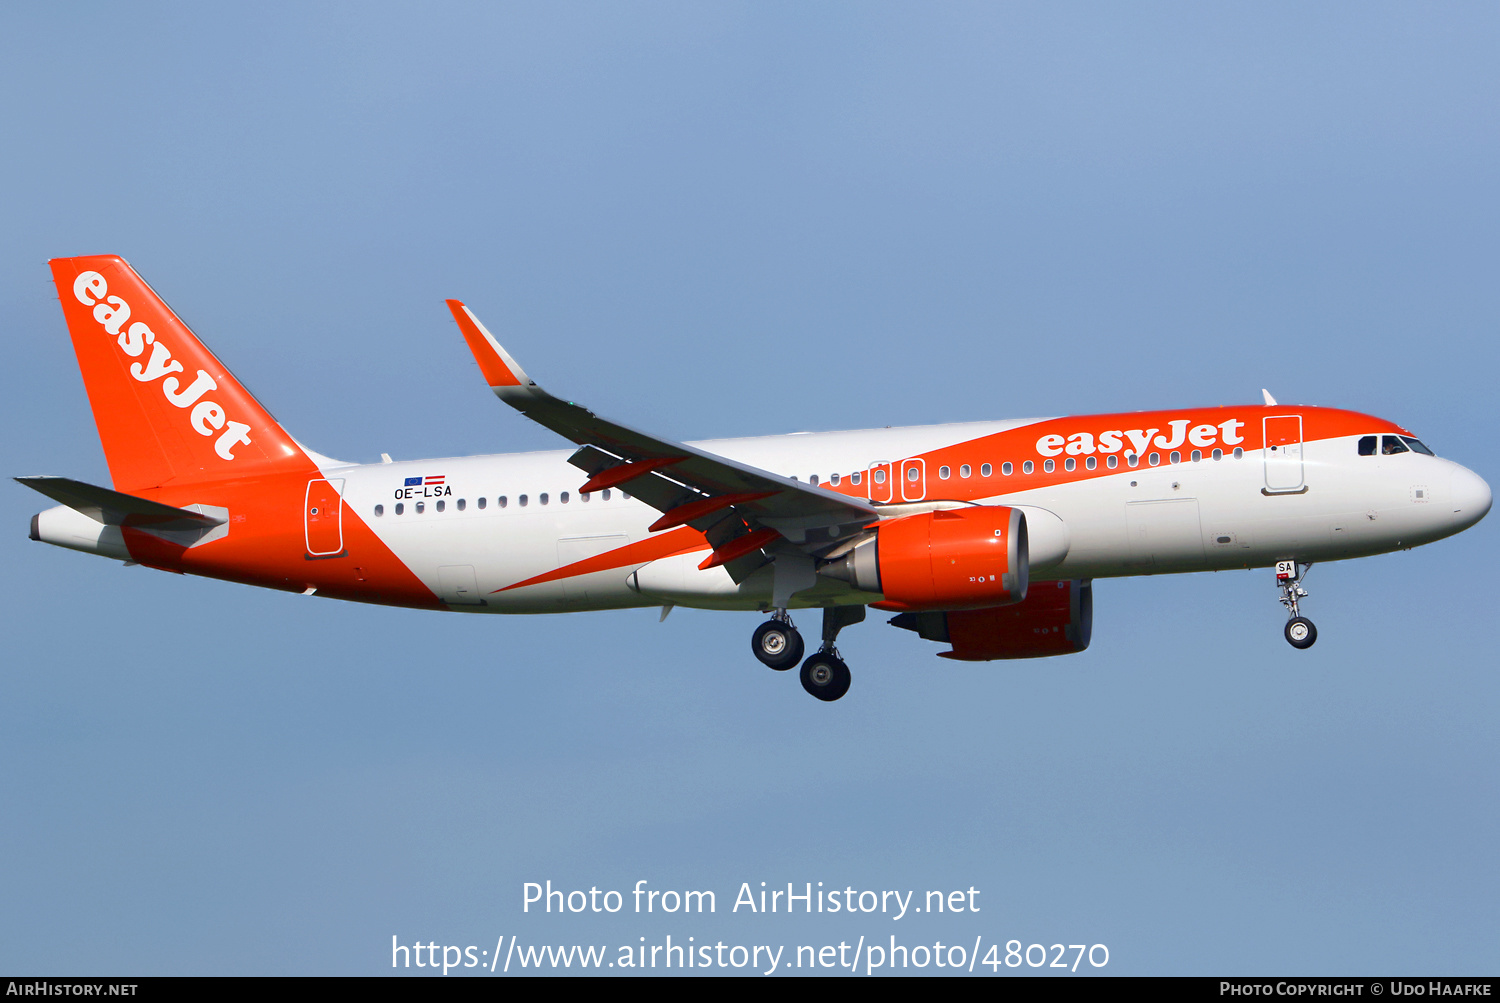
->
[751, 611, 803, 670]
[751, 606, 865, 701]
[1276, 560, 1317, 650]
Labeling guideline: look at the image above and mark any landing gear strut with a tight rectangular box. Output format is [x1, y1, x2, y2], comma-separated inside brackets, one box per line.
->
[1276, 560, 1317, 650]
[751, 610, 803, 670]
[798, 606, 865, 702]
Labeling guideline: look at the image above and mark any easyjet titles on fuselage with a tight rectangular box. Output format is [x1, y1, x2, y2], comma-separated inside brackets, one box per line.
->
[1035, 418, 1246, 459]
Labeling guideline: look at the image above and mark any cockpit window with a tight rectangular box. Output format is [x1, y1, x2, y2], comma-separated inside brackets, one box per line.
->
[1400, 436, 1434, 456]
[1381, 435, 1409, 455]
[1358, 435, 1377, 456]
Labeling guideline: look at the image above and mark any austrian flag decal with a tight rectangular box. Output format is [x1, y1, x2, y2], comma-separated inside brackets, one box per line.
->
[396, 475, 451, 499]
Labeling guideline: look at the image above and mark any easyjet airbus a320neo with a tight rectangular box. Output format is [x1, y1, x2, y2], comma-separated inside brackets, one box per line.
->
[22, 256, 1492, 701]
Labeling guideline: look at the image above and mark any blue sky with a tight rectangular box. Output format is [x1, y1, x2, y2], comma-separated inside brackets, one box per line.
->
[2, 3, 1497, 975]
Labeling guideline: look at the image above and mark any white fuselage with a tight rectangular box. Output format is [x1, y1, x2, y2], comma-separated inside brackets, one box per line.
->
[326, 418, 1488, 613]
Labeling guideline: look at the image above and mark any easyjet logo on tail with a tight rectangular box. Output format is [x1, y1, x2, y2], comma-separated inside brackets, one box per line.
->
[72, 270, 253, 461]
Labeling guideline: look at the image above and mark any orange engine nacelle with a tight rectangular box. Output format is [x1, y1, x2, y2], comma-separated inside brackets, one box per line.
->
[889, 579, 1093, 660]
[819, 506, 1028, 612]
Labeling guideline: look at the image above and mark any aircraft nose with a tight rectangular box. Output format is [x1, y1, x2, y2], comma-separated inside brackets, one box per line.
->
[1448, 465, 1492, 530]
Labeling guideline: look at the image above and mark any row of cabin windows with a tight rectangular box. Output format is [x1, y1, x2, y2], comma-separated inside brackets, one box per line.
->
[369, 437, 1423, 520]
[373, 489, 628, 517]
[1358, 434, 1433, 457]
[797, 447, 1248, 487]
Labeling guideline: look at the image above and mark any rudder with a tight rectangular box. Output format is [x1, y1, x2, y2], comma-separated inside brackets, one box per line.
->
[49, 255, 312, 493]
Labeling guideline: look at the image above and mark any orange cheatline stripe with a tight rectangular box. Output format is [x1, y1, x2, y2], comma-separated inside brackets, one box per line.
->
[579, 456, 686, 494]
[446, 299, 523, 387]
[495, 525, 708, 593]
[698, 528, 781, 570]
[648, 491, 777, 533]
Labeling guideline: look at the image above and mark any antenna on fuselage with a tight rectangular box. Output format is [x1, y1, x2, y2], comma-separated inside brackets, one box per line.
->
[1262, 389, 1278, 406]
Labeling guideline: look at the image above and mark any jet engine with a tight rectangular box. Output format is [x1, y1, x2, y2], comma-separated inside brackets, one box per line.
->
[889, 579, 1093, 660]
[818, 506, 1028, 612]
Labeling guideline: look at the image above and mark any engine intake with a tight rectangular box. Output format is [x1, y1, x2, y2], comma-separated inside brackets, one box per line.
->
[819, 506, 1028, 612]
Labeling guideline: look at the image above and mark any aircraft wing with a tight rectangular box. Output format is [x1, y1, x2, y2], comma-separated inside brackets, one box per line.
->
[447, 300, 878, 583]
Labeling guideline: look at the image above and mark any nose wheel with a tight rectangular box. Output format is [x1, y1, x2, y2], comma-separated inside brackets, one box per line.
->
[1275, 561, 1317, 650]
[1284, 616, 1317, 649]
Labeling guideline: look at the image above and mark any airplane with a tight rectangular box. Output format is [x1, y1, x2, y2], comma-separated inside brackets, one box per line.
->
[20, 255, 1492, 701]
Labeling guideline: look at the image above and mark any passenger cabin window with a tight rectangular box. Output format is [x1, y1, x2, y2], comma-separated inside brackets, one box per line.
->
[830, 473, 841, 486]
[938, 466, 951, 479]
[498, 496, 507, 508]
[960, 464, 971, 478]
[998, 463, 1009, 476]
[1358, 435, 1377, 456]
[1382, 435, 1409, 456]
[1022, 461, 1034, 474]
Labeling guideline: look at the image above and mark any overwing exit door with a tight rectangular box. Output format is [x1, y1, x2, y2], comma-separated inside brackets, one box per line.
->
[900, 457, 926, 501]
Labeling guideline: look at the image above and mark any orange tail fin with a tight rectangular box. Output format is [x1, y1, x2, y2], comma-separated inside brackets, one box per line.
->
[49, 255, 312, 493]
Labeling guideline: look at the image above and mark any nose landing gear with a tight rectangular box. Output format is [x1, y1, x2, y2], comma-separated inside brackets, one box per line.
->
[1276, 561, 1317, 649]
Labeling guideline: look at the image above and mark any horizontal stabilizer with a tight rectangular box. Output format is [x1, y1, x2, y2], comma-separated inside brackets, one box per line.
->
[15, 476, 225, 529]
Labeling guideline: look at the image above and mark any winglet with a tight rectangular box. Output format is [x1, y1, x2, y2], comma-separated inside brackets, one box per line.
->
[445, 300, 534, 391]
